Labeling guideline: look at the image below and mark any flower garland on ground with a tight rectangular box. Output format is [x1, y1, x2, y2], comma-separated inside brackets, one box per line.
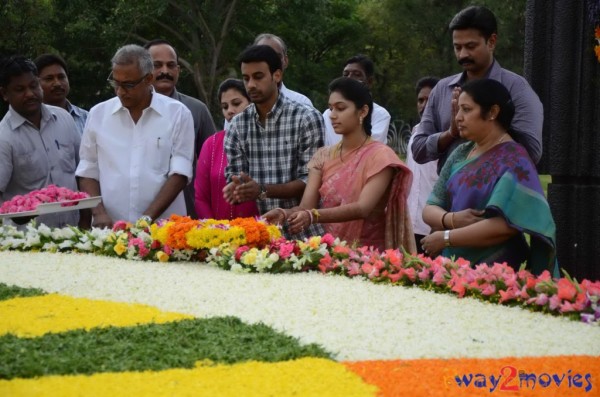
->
[0, 217, 598, 325]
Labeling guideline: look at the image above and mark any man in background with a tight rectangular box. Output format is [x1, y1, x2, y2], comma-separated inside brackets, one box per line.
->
[254, 33, 313, 107]
[411, 5, 543, 172]
[405, 76, 439, 254]
[144, 39, 216, 218]
[323, 54, 390, 146]
[34, 54, 88, 135]
[0, 56, 81, 228]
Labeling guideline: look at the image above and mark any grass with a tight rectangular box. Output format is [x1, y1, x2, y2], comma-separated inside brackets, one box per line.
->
[0, 283, 45, 301]
[0, 316, 332, 380]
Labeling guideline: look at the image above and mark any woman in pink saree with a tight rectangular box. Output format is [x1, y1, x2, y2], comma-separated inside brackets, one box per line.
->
[194, 79, 258, 219]
[265, 77, 415, 252]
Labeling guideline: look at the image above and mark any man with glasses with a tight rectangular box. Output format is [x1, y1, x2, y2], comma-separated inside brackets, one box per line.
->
[76, 44, 195, 228]
[143, 39, 216, 219]
[0, 56, 81, 228]
[34, 54, 88, 135]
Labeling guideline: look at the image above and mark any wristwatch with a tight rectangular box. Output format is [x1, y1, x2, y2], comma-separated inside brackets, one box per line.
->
[258, 184, 268, 201]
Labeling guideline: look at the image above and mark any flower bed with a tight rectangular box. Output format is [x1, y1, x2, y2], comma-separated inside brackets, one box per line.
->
[1, 216, 599, 325]
[1, 253, 599, 396]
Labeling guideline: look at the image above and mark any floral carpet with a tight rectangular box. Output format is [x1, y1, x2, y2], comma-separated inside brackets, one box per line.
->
[1, 251, 599, 396]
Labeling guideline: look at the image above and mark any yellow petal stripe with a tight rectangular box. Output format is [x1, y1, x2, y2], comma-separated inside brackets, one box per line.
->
[0, 358, 377, 397]
[0, 294, 192, 337]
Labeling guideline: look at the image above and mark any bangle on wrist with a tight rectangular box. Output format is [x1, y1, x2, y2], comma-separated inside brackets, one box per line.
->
[275, 207, 287, 221]
[444, 230, 451, 247]
[441, 212, 449, 229]
[304, 209, 313, 225]
[450, 212, 456, 229]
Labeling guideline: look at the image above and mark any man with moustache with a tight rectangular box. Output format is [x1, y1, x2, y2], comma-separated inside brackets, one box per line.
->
[0, 56, 81, 228]
[76, 45, 194, 228]
[223, 45, 324, 239]
[34, 54, 88, 135]
[411, 5, 543, 172]
[144, 39, 216, 219]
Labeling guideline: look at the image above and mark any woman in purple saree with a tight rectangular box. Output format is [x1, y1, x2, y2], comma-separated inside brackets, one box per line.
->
[264, 77, 415, 252]
[421, 79, 557, 275]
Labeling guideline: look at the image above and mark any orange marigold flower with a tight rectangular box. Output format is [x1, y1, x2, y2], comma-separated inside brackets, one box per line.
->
[164, 215, 200, 250]
[595, 26, 600, 39]
[230, 217, 270, 248]
[595, 45, 600, 62]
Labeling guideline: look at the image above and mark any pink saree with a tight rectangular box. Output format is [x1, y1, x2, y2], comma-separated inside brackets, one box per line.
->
[310, 141, 416, 252]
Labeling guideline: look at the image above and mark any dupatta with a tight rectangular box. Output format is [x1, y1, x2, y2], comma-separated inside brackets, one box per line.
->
[316, 141, 416, 252]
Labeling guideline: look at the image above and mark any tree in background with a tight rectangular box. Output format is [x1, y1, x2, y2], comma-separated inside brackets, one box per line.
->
[0, 0, 526, 128]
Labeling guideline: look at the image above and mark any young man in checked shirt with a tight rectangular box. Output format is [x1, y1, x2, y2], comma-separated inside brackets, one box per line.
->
[223, 45, 325, 239]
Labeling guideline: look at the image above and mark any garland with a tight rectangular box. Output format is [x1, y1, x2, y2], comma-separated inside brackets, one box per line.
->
[0, 217, 599, 325]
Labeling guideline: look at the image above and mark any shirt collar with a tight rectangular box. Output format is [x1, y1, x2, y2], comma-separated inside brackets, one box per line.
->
[65, 100, 84, 118]
[252, 91, 286, 124]
[448, 58, 499, 87]
[7, 103, 54, 130]
[109, 87, 160, 116]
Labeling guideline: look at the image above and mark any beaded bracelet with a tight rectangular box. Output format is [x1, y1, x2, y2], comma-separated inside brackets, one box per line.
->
[311, 208, 320, 223]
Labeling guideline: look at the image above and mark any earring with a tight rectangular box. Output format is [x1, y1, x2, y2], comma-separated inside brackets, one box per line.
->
[359, 116, 364, 125]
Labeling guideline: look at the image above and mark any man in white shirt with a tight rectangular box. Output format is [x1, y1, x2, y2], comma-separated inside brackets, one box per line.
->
[324, 54, 390, 146]
[76, 44, 195, 228]
[253, 33, 313, 107]
[405, 77, 439, 254]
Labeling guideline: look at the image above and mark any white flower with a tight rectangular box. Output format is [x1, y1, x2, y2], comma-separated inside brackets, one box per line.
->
[37, 223, 52, 237]
[41, 242, 58, 251]
[58, 240, 74, 249]
[75, 241, 93, 251]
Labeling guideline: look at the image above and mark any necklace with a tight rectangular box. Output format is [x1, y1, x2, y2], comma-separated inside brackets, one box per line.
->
[339, 135, 370, 163]
[468, 133, 508, 159]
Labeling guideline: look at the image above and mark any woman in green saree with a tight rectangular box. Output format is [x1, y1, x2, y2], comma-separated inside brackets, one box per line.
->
[420, 79, 557, 275]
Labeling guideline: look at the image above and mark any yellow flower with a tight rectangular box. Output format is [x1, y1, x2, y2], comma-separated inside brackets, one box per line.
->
[267, 225, 282, 239]
[156, 251, 170, 262]
[242, 249, 258, 265]
[114, 242, 127, 256]
[308, 236, 322, 249]
[106, 233, 116, 243]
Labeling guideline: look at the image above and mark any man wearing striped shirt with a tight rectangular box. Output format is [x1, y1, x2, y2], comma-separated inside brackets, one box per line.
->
[223, 45, 324, 238]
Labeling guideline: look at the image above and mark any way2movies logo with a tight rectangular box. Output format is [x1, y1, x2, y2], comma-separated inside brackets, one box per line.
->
[448, 365, 593, 393]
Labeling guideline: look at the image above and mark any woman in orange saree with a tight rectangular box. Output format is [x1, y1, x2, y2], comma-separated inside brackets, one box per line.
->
[265, 77, 415, 252]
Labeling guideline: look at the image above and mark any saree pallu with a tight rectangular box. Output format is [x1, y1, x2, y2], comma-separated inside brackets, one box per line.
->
[428, 141, 557, 274]
[313, 141, 416, 252]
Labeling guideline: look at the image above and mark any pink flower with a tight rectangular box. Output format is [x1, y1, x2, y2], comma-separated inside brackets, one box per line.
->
[113, 221, 130, 232]
[527, 293, 549, 306]
[235, 246, 250, 261]
[277, 242, 296, 259]
[556, 278, 577, 301]
[321, 233, 335, 246]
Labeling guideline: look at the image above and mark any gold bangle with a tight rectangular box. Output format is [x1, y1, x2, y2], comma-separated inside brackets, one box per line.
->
[450, 212, 456, 230]
[311, 208, 320, 223]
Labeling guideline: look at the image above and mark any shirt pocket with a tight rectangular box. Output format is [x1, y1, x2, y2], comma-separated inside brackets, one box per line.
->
[57, 142, 76, 173]
[146, 136, 172, 175]
[15, 149, 48, 185]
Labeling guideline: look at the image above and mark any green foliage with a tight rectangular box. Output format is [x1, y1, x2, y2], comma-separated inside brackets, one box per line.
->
[0, 0, 527, 125]
[0, 283, 45, 301]
[0, 317, 331, 379]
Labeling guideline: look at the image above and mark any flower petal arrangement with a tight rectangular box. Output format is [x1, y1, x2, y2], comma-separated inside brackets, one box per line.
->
[0, 216, 598, 326]
[0, 185, 89, 214]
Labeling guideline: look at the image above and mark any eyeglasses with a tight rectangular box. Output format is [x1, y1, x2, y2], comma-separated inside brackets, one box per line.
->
[106, 73, 148, 91]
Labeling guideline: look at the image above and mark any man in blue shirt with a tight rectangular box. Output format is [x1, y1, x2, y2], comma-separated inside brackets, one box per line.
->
[411, 5, 543, 173]
[34, 54, 88, 136]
